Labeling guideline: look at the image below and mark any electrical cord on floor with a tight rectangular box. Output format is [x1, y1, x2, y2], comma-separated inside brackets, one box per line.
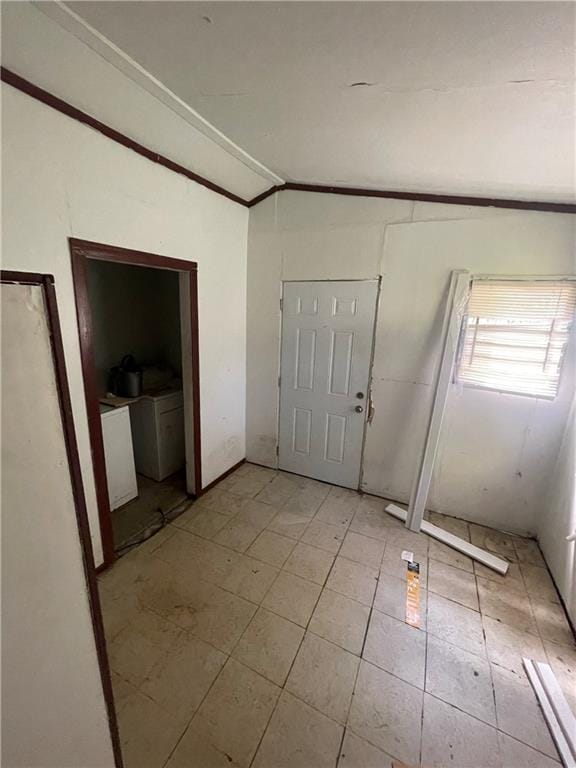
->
[114, 499, 187, 556]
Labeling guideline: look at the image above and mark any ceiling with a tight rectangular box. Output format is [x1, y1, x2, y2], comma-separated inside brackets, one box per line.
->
[66, 2, 575, 201]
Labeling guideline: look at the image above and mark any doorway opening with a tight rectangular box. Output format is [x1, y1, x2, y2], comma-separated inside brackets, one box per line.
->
[70, 239, 201, 568]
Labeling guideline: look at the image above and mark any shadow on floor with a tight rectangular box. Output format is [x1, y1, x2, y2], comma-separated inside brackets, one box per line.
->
[112, 470, 189, 553]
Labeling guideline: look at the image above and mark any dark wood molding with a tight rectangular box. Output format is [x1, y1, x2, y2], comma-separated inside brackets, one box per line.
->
[199, 458, 245, 495]
[70, 247, 117, 567]
[271, 182, 576, 215]
[0, 270, 124, 768]
[3, 66, 574, 215]
[1, 67, 247, 208]
[69, 238, 203, 569]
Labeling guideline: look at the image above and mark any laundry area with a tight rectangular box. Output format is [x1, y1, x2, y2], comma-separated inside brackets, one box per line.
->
[87, 260, 189, 552]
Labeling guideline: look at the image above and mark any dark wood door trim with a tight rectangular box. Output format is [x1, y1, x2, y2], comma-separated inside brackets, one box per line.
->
[69, 238, 202, 569]
[0, 269, 123, 768]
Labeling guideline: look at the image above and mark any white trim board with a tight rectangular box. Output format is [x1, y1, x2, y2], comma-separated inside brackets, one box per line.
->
[523, 658, 576, 768]
[35, 0, 284, 186]
[405, 270, 471, 532]
[386, 503, 509, 575]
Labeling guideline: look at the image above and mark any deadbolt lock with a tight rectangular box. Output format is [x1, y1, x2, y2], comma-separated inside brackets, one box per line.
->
[356, 392, 364, 399]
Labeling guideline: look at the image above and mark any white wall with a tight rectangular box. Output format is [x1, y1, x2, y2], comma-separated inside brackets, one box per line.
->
[538, 396, 576, 625]
[2, 282, 114, 767]
[1, 2, 276, 200]
[246, 191, 575, 535]
[2, 84, 248, 565]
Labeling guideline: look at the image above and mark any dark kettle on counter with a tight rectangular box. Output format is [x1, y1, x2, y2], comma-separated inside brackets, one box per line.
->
[109, 354, 143, 398]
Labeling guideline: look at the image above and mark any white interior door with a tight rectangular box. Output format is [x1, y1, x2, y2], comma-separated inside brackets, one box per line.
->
[278, 280, 379, 488]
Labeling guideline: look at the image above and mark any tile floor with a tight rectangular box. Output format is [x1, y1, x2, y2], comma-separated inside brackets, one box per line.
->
[99, 463, 575, 768]
[112, 470, 188, 551]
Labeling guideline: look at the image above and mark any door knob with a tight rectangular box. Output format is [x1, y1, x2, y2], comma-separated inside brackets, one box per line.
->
[355, 405, 364, 413]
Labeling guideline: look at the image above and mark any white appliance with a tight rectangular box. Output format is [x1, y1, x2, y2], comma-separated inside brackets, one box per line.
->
[100, 404, 138, 510]
[129, 390, 185, 481]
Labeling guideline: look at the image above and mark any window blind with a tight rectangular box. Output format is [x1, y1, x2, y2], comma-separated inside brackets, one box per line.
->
[457, 280, 576, 398]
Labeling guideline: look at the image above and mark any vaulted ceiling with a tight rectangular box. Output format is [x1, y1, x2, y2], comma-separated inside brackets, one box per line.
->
[28, 2, 576, 201]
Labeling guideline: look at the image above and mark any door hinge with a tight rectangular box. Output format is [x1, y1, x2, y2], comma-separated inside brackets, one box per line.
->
[279, 298, 283, 311]
[276, 445, 279, 456]
[278, 375, 281, 388]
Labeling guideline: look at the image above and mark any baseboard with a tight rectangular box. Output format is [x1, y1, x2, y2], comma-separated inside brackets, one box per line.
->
[200, 458, 246, 494]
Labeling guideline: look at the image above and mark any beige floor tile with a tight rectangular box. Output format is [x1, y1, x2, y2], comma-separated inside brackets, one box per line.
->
[196, 489, 246, 517]
[429, 538, 474, 573]
[498, 732, 561, 768]
[141, 633, 226, 718]
[309, 589, 370, 655]
[267, 509, 310, 539]
[213, 518, 262, 553]
[165, 719, 242, 768]
[220, 555, 279, 603]
[427, 592, 485, 657]
[136, 524, 178, 556]
[283, 541, 335, 585]
[492, 664, 558, 759]
[428, 511, 470, 541]
[192, 658, 280, 767]
[425, 635, 496, 725]
[380, 549, 428, 587]
[531, 597, 575, 646]
[153, 527, 209, 573]
[473, 560, 525, 592]
[117, 688, 187, 768]
[286, 632, 359, 724]
[337, 730, 394, 768]
[235, 499, 278, 530]
[281, 489, 325, 518]
[385, 528, 429, 560]
[363, 610, 426, 689]
[108, 608, 183, 687]
[348, 660, 423, 765]
[421, 694, 500, 768]
[315, 494, 359, 528]
[349, 506, 394, 542]
[227, 474, 271, 499]
[373, 573, 428, 630]
[252, 691, 343, 768]
[520, 563, 560, 603]
[482, 615, 547, 676]
[514, 537, 546, 566]
[153, 529, 240, 587]
[173, 506, 230, 539]
[478, 577, 537, 634]
[339, 531, 385, 569]
[301, 519, 345, 553]
[469, 523, 518, 561]
[246, 530, 295, 567]
[110, 671, 137, 715]
[544, 640, 576, 711]
[326, 557, 378, 606]
[162, 579, 257, 653]
[428, 559, 479, 611]
[232, 607, 304, 685]
[255, 475, 300, 506]
[262, 571, 321, 626]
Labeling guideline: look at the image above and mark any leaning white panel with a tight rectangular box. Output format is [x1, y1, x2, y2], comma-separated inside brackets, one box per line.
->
[523, 658, 576, 768]
[385, 503, 509, 575]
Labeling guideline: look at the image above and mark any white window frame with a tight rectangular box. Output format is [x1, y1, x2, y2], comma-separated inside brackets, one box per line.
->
[455, 274, 576, 400]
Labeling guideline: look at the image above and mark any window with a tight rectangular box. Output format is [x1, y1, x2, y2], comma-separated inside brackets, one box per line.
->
[457, 279, 576, 398]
